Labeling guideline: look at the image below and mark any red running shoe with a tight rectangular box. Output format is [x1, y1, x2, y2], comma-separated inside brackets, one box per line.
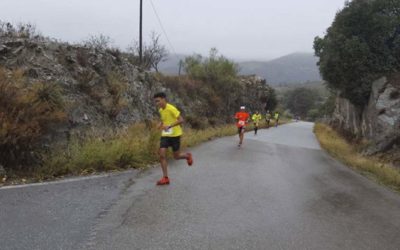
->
[156, 177, 170, 185]
[186, 153, 193, 166]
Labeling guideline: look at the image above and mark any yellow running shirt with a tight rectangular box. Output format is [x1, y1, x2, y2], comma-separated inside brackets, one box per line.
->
[159, 103, 183, 137]
[252, 113, 262, 125]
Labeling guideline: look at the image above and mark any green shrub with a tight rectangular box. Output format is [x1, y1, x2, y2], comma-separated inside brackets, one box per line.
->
[185, 115, 207, 130]
[106, 72, 128, 118]
[0, 68, 66, 170]
[283, 87, 318, 117]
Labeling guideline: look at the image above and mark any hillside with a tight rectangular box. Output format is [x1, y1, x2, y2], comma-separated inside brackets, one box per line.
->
[238, 53, 321, 85]
[159, 52, 322, 85]
[0, 25, 276, 171]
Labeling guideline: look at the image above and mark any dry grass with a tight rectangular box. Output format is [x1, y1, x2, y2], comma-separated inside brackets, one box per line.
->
[0, 68, 66, 170]
[18, 123, 240, 182]
[1, 117, 290, 184]
[314, 123, 400, 192]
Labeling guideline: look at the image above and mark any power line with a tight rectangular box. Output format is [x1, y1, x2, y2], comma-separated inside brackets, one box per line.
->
[148, 0, 178, 56]
[139, 0, 143, 64]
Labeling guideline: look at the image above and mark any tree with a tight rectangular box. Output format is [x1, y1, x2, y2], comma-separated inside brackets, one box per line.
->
[260, 87, 277, 112]
[84, 34, 114, 50]
[314, 0, 400, 107]
[128, 32, 168, 72]
[183, 48, 239, 85]
[182, 54, 205, 79]
[182, 49, 244, 116]
[284, 87, 318, 118]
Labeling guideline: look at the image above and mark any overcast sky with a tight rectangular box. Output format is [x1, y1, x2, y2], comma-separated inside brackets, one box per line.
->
[1, 0, 346, 60]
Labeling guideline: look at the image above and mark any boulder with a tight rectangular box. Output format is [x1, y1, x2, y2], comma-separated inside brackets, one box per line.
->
[332, 75, 400, 155]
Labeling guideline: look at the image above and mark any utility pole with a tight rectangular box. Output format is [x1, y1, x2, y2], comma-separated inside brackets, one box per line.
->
[139, 0, 143, 64]
[178, 59, 183, 75]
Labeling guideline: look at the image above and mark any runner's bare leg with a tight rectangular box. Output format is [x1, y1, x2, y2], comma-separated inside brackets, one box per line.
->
[159, 148, 168, 177]
[173, 150, 188, 160]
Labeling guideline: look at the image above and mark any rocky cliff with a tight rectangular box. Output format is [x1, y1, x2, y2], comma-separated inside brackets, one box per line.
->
[0, 33, 273, 166]
[331, 75, 400, 157]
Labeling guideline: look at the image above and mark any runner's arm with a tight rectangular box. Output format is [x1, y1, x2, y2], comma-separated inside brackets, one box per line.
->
[166, 115, 184, 129]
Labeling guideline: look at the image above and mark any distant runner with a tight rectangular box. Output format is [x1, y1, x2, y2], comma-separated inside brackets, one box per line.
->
[153, 92, 193, 185]
[235, 106, 250, 148]
[274, 111, 280, 127]
[252, 111, 262, 135]
[265, 110, 272, 128]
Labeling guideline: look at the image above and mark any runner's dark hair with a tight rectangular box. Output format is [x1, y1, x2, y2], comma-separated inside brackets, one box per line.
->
[154, 92, 167, 99]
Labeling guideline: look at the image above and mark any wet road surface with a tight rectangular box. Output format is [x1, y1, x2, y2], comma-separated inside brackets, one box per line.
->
[1, 122, 400, 250]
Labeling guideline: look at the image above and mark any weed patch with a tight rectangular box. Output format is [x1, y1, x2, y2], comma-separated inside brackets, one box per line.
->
[314, 123, 400, 192]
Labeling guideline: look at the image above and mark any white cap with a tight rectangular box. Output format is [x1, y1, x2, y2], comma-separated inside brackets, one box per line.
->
[240, 106, 245, 110]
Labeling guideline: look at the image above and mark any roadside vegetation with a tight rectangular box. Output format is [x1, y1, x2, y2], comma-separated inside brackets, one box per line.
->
[2, 119, 287, 185]
[276, 83, 335, 121]
[314, 0, 400, 108]
[179, 48, 278, 118]
[0, 68, 66, 172]
[0, 23, 285, 185]
[314, 123, 400, 192]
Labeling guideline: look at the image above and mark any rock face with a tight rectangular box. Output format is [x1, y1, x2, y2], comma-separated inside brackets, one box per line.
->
[332, 75, 400, 154]
[0, 36, 166, 146]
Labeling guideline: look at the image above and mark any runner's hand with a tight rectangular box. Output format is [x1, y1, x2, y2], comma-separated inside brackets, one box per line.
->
[161, 125, 171, 131]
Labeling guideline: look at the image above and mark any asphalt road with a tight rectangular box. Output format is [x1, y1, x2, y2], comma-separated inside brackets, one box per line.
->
[1, 122, 400, 250]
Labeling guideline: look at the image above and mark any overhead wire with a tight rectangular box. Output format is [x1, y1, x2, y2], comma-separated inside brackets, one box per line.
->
[148, 0, 178, 57]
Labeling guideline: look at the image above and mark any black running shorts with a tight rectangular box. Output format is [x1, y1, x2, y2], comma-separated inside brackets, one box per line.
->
[160, 136, 181, 152]
[238, 126, 245, 134]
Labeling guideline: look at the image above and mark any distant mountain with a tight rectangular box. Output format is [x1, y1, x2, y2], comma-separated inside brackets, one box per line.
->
[158, 52, 322, 86]
[238, 53, 321, 85]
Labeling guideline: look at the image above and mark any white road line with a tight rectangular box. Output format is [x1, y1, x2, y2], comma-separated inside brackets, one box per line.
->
[0, 170, 136, 190]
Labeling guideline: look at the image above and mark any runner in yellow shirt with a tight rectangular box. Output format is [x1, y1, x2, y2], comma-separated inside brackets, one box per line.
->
[153, 92, 193, 185]
[274, 111, 280, 127]
[252, 111, 262, 135]
[265, 110, 272, 128]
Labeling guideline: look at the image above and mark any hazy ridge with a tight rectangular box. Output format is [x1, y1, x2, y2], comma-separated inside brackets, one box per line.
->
[238, 53, 321, 85]
[159, 52, 321, 85]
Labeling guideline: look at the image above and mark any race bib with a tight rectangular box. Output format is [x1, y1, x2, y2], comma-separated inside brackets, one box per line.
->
[238, 120, 245, 126]
[162, 127, 173, 136]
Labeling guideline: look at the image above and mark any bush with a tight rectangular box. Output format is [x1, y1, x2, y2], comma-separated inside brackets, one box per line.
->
[0, 68, 66, 170]
[0, 21, 41, 39]
[76, 48, 90, 67]
[283, 87, 319, 117]
[183, 48, 239, 84]
[181, 48, 246, 116]
[84, 34, 114, 50]
[307, 109, 320, 121]
[106, 72, 128, 118]
[185, 115, 207, 130]
[127, 31, 168, 71]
